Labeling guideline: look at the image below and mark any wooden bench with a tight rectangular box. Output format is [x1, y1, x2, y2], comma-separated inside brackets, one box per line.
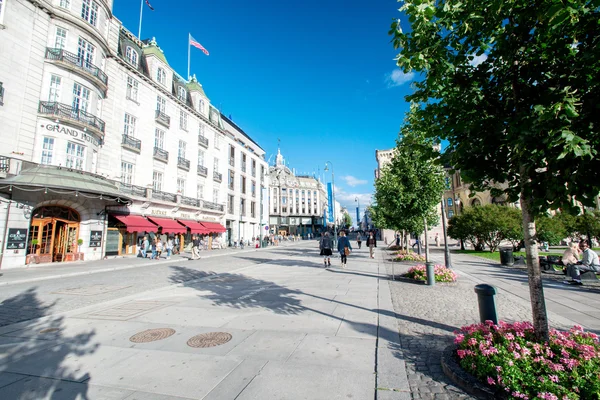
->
[580, 271, 599, 281]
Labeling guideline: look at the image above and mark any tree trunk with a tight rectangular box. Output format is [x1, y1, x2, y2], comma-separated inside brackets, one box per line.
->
[520, 193, 549, 342]
[424, 218, 430, 263]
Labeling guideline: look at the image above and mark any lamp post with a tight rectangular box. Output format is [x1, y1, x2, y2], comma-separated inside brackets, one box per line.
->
[238, 198, 243, 247]
[440, 196, 452, 269]
[324, 161, 336, 243]
[355, 197, 360, 231]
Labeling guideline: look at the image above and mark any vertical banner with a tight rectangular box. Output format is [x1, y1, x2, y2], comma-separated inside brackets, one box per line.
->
[327, 183, 334, 223]
[356, 207, 360, 227]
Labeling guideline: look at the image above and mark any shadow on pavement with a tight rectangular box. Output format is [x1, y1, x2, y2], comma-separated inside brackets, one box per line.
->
[0, 288, 97, 399]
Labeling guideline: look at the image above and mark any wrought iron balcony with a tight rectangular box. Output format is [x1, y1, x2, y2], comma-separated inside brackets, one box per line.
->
[181, 196, 199, 207]
[38, 101, 105, 137]
[229, 158, 234, 167]
[198, 135, 209, 148]
[197, 165, 208, 177]
[152, 190, 177, 203]
[122, 135, 141, 153]
[203, 200, 225, 212]
[153, 147, 168, 162]
[213, 171, 223, 183]
[177, 157, 190, 171]
[155, 110, 170, 127]
[45, 48, 108, 91]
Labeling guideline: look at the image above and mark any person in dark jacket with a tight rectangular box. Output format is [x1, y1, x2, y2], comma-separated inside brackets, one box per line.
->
[319, 232, 333, 267]
[366, 231, 377, 259]
[337, 231, 353, 268]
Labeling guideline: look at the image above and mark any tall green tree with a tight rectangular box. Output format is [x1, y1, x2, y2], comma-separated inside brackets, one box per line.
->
[391, 0, 600, 340]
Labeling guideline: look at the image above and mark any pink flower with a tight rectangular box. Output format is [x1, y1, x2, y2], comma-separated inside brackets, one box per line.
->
[505, 333, 515, 341]
[454, 334, 465, 344]
[549, 375, 559, 383]
[487, 376, 495, 385]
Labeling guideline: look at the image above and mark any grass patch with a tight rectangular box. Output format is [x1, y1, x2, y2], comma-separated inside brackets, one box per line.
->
[453, 250, 562, 262]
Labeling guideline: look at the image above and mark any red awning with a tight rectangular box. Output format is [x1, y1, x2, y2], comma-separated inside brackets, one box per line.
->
[147, 217, 187, 234]
[200, 221, 226, 233]
[177, 219, 209, 234]
[113, 215, 158, 233]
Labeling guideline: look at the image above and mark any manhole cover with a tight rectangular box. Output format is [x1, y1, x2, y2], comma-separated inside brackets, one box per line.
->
[187, 332, 232, 348]
[129, 328, 176, 343]
[39, 328, 59, 334]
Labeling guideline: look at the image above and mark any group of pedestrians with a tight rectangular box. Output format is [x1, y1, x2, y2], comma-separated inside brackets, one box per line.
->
[139, 235, 176, 260]
[318, 231, 377, 268]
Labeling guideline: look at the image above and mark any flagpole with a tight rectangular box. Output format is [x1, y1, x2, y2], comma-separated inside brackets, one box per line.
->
[138, 0, 144, 38]
[187, 33, 191, 80]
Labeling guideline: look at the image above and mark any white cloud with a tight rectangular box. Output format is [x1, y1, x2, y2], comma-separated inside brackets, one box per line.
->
[342, 175, 368, 187]
[468, 53, 488, 67]
[385, 69, 415, 88]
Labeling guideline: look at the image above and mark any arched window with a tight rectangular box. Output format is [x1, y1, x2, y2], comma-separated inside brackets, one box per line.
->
[156, 67, 166, 84]
[471, 198, 481, 206]
[125, 47, 138, 67]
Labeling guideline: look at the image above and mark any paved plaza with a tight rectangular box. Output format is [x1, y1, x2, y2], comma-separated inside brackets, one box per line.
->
[0, 242, 597, 399]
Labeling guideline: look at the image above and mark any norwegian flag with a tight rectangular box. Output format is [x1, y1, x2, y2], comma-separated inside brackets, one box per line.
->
[189, 35, 209, 56]
[145, 0, 154, 10]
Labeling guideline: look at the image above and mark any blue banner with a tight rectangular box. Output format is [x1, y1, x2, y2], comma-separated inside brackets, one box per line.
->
[327, 183, 334, 223]
[356, 207, 360, 227]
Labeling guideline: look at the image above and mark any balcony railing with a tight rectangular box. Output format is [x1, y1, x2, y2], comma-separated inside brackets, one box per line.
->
[122, 135, 141, 153]
[181, 196, 199, 207]
[198, 135, 209, 148]
[203, 200, 224, 212]
[177, 157, 190, 171]
[197, 165, 208, 177]
[116, 182, 147, 197]
[38, 101, 105, 135]
[152, 190, 177, 203]
[153, 147, 168, 162]
[45, 48, 108, 87]
[229, 158, 235, 167]
[155, 110, 170, 127]
[0, 82, 4, 106]
[213, 171, 223, 182]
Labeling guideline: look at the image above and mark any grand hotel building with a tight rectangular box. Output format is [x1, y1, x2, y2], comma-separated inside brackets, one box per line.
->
[0, 0, 269, 268]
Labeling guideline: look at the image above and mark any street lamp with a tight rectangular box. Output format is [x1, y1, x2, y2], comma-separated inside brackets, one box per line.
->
[324, 161, 337, 243]
[440, 196, 452, 268]
[355, 197, 360, 230]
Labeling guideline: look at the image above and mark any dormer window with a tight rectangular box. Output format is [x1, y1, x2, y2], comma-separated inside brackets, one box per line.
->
[125, 47, 138, 67]
[157, 67, 166, 85]
[199, 99, 205, 114]
[177, 87, 187, 102]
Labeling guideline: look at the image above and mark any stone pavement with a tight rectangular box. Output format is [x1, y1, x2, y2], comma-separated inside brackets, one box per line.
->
[0, 241, 407, 399]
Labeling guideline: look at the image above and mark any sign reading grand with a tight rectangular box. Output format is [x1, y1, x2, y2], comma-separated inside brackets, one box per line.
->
[41, 121, 101, 147]
[89, 230, 103, 247]
[6, 228, 28, 250]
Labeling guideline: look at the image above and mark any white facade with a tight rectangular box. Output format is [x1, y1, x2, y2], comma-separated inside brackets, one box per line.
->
[0, 0, 268, 268]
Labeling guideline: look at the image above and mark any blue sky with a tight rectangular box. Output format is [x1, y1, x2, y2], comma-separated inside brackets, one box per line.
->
[114, 0, 415, 222]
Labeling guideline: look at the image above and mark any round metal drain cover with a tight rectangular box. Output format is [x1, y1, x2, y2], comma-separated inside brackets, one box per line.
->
[129, 328, 176, 343]
[39, 328, 59, 334]
[187, 332, 232, 348]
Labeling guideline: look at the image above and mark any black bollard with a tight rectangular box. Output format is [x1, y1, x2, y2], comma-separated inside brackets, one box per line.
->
[426, 262, 435, 286]
[474, 284, 498, 324]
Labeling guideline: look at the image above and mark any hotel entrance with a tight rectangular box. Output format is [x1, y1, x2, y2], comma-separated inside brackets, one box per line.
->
[27, 206, 81, 263]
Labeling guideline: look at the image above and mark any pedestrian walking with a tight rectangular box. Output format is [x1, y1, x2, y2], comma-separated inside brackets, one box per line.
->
[141, 236, 149, 258]
[320, 232, 333, 267]
[192, 235, 200, 259]
[156, 239, 163, 259]
[151, 238, 157, 260]
[166, 237, 173, 260]
[357, 234, 362, 249]
[366, 231, 377, 259]
[337, 231, 352, 268]
[395, 233, 400, 247]
[435, 233, 440, 247]
[173, 236, 180, 254]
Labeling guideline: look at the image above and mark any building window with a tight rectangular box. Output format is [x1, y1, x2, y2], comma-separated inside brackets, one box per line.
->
[240, 198, 246, 216]
[156, 95, 166, 113]
[179, 110, 188, 131]
[125, 46, 138, 67]
[121, 162, 133, 184]
[152, 171, 163, 191]
[178, 140, 186, 159]
[227, 195, 234, 214]
[66, 142, 85, 170]
[251, 181, 256, 196]
[448, 210, 454, 218]
[72, 83, 90, 112]
[156, 67, 166, 85]
[447, 198, 453, 207]
[48, 75, 61, 102]
[54, 27, 68, 49]
[123, 113, 136, 136]
[177, 178, 185, 195]
[81, 0, 99, 27]
[154, 128, 165, 149]
[213, 158, 219, 173]
[229, 145, 235, 166]
[213, 189, 219, 204]
[177, 87, 187, 102]
[126, 76, 138, 102]
[214, 132, 220, 149]
[260, 166, 265, 181]
[198, 123, 205, 137]
[241, 176, 246, 194]
[198, 149, 205, 166]
[251, 201, 256, 218]
[251, 159, 256, 176]
[241, 153, 247, 172]
[198, 99, 205, 114]
[0, 0, 4, 25]
[197, 183, 204, 199]
[228, 170, 235, 190]
[77, 37, 95, 70]
[41, 137, 54, 165]
[59, 0, 70, 9]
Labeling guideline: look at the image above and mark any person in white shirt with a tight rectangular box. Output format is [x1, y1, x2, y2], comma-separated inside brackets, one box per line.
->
[564, 240, 600, 285]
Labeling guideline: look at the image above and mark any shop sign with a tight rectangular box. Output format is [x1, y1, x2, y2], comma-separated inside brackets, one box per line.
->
[41, 122, 101, 147]
[89, 230, 103, 247]
[6, 228, 28, 250]
[302, 218, 312, 225]
[150, 209, 168, 216]
[180, 213, 191, 219]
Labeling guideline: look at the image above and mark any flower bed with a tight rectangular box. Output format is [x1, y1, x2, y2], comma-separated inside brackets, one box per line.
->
[393, 250, 426, 262]
[454, 321, 600, 399]
[405, 264, 457, 282]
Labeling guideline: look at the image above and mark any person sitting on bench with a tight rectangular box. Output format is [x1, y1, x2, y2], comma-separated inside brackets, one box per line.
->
[560, 242, 580, 273]
[563, 240, 600, 285]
